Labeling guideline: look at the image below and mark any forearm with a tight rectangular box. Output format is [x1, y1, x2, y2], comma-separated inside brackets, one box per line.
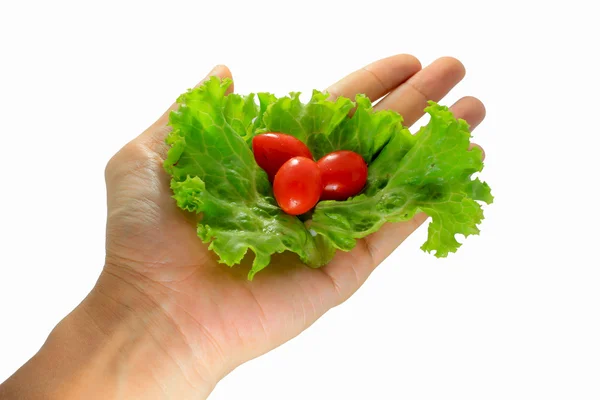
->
[0, 271, 216, 400]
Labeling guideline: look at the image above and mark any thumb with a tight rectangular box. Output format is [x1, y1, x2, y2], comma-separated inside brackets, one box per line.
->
[153, 65, 234, 128]
[139, 64, 234, 154]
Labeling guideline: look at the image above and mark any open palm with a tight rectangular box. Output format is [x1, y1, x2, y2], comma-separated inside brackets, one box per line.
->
[101, 55, 486, 385]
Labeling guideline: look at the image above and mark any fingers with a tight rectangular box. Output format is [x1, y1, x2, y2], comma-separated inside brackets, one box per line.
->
[451, 96, 486, 131]
[326, 54, 421, 102]
[361, 95, 487, 267]
[470, 143, 485, 161]
[451, 96, 487, 160]
[374, 57, 466, 126]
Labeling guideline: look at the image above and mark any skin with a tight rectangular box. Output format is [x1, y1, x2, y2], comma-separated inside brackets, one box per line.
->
[0, 55, 486, 400]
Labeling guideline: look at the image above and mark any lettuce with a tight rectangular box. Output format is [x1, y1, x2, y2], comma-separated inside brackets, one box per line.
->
[164, 77, 493, 279]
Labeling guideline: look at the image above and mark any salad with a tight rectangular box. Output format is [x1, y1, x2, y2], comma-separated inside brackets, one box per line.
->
[164, 77, 493, 279]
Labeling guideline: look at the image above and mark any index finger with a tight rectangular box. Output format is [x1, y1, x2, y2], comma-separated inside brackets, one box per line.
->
[326, 54, 422, 102]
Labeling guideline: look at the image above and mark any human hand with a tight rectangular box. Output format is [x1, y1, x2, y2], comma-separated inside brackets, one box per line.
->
[99, 55, 486, 396]
[0, 55, 485, 400]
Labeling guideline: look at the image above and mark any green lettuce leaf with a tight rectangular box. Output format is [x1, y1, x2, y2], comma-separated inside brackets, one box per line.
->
[252, 90, 354, 147]
[308, 95, 406, 162]
[164, 77, 492, 279]
[311, 102, 493, 257]
[165, 77, 331, 279]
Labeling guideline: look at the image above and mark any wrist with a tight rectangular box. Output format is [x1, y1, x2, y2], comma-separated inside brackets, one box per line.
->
[1, 267, 220, 400]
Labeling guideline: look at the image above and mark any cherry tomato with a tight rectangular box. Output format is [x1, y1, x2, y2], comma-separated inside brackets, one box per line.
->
[317, 150, 368, 201]
[252, 133, 313, 181]
[273, 157, 322, 215]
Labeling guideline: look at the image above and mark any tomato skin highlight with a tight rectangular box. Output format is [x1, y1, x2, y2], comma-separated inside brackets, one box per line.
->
[273, 157, 322, 215]
[317, 150, 368, 201]
[252, 133, 313, 181]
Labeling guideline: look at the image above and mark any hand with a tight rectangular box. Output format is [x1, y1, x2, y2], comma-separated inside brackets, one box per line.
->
[102, 55, 486, 391]
[0, 55, 486, 400]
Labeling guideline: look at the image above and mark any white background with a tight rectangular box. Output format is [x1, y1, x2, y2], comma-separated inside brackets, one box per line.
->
[1, 1, 599, 399]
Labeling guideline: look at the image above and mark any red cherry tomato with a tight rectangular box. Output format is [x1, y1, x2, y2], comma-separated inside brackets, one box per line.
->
[252, 133, 313, 181]
[273, 157, 322, 215]
[317, 150, 368, 201]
